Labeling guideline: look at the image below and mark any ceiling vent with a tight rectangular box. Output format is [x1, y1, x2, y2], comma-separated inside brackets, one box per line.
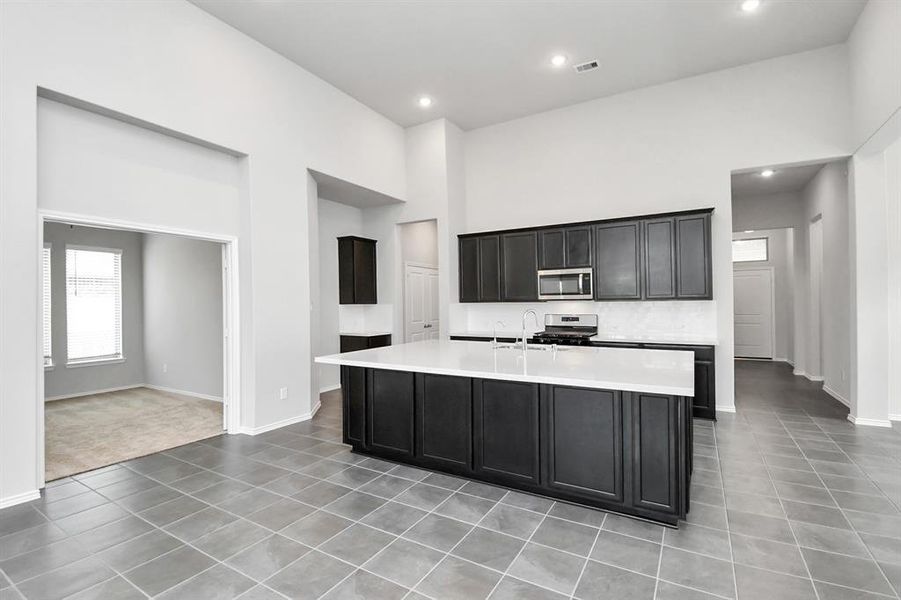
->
[573, 60, 600, 74]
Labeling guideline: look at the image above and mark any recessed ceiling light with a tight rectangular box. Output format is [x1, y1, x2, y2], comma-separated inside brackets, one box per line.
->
[740, 0, 760, 12]
[760, 169, 775, 177]
[550, 54, 568, 67]
[417, 96, 433, 108]
[744, 230, 755, 234]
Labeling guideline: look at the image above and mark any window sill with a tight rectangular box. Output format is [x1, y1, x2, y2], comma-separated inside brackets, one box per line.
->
[66, 357, 126, 369]
[44, 361, 54, 371]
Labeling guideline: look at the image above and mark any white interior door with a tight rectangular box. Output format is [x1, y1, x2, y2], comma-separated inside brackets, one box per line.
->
[734, 268, 774, 358]
[405, 264, 439, 342]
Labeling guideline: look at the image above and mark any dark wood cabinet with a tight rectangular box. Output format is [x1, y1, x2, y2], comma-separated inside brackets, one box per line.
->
[628, 392, 681, 515]
[501, 231, 538, 301]
[643, 217, 676, 299]
[338, 236, 377, 304]
[341, 368, 690, 525]
[459, 209, 711, 303]
[474, 379, 540, 486]
[367, 369, 414, 459]
[416, 374, 473, 474]
[675, 213, 712, 299]
[341, 366, 367, 447]
[339, 334, 391, 353]
[543, 386, 624, 503]
[594, 221, 642, 300]
[539, 226, 592, 270]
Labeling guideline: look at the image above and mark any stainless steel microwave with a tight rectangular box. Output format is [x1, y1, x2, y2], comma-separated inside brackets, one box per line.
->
[537, 268, 593, 300]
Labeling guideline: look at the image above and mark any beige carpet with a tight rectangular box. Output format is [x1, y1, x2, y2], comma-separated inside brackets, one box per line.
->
[45, 387, 223, 481]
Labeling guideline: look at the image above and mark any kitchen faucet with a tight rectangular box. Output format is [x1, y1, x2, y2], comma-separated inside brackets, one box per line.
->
[492, 321, 506, 349]
[521, 309, 539, 352]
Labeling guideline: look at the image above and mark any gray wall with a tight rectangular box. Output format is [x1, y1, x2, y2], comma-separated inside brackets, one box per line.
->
[142, 233, 223, 398]
[44, 223, 146, 398]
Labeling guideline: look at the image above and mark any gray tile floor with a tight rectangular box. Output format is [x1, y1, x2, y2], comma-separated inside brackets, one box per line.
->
[2, 360, 900, 599]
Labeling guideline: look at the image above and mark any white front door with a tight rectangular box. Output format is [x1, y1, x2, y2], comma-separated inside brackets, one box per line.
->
[734, 268, 774, 358]
[405, 264, 439, 342]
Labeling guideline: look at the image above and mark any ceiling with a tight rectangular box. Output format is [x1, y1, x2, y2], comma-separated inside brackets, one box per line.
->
[731, 162, 829, 196]
[191, 0, 866, 130]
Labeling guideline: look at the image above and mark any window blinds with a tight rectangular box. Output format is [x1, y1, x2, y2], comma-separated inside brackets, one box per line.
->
[43, 245, 52, 366]
[65, 247, 123, 362]
[732, 238, 768, 263]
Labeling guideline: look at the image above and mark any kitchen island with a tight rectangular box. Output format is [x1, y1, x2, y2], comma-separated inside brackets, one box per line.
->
[315, 340, 695, 525]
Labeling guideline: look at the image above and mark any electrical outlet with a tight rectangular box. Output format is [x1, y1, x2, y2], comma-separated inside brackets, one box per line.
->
[279, 387, 288, 400]
[162, 363, 168, 373]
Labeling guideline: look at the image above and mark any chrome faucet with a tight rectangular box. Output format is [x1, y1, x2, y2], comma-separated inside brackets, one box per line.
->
[492, 321, 506, 349]
[521, 309, 539, 352]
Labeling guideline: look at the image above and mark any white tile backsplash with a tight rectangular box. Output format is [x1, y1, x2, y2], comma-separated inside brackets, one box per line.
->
[451, 301, 718, 343]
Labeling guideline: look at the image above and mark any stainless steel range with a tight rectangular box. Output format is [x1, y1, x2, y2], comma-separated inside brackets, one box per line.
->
[532, 313, 598, 346]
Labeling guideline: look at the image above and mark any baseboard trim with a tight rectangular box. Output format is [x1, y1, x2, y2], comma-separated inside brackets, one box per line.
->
[822, 385, 850, 408]
[0, 489, 41, 509]
[45, 384, 144, 402]
[319, 384, 341, 394]
[237, 407, 319, 436]
[310, 399, 322, 419]
[806, 375, 825, 382]
[889, 414, 901, 422]
[142, 384, 223, 403]
[793, 369, 806, 377]
[717, 406, 737, 414]
[847, 415, 892, 428]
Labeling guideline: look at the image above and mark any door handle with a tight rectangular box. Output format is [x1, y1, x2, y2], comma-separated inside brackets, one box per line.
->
[424, 324, 432, 328]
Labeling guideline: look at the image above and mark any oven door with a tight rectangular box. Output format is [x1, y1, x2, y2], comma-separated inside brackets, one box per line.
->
[537, 268, 593, 300]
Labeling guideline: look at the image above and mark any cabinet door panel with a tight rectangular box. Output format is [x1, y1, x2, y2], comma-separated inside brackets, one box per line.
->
[478, 236, 501, 302]
[545, 387, 623, 502]
[675, 214, 711, 299]
[644, 218, 676, 299]
[631, 393, 678, 514]
[417, 374, 473, 471]
[353, 239, 378, 304]
[501, 232, 538, 301]
[594, 221, 642, 300]
[459, 238, 479, 303]
[475, 380, 540, 484]
[564, 227, 592, 268]
[342, 366, 366, 447]
[539, 229, 565, 270]
[368, 369, 414, 458]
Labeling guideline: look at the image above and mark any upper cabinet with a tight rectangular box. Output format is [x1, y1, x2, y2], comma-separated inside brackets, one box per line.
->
[539, 226, 592, 270]
[458, 209, 712, 303]
[501, 231, 538, 301]
[338, 236, 377, 304]
[594, 221, 642, 300]
[675, 213, 712, 299]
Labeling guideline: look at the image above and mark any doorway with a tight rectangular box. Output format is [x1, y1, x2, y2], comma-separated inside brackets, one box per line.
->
[37, 212, 240, 485]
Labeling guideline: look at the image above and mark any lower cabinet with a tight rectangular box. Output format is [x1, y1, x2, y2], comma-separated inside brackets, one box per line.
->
[367, 369, 415, 459]
[416, 374, 473, 474]
[474, 379, 541, 486]
[542, 386, 624, 504]
[341, 366, 688, 524]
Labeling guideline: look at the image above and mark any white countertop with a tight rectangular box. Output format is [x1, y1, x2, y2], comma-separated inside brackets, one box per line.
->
[449, 331, 717, 346]
[316, 339, 694, 396]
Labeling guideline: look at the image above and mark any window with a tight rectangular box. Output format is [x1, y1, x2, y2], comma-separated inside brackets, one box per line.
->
[43, 244, 52, 367]
[732, 238, 768, 263]
[66, 247, 123, 364]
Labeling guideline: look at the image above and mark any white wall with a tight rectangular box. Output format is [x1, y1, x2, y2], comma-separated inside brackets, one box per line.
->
[732, 192, 805, 232]
[43, 223, 146, 399]
[0, 0, 406, 505]
[142, 234, 223, 399]
[400, 220, 439, 266]
[732, 229, 795, 363]
[801, 162, 852, 403]
[886, 137, 901, 421]
[317, 198, 365, 392]
[463, 46, 853, 412]
[848, 0, 901, 148]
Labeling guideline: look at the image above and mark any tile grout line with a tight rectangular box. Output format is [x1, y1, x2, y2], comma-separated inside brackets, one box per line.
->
[778, 412, 901, 599]
[569, 512, 605, 600]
